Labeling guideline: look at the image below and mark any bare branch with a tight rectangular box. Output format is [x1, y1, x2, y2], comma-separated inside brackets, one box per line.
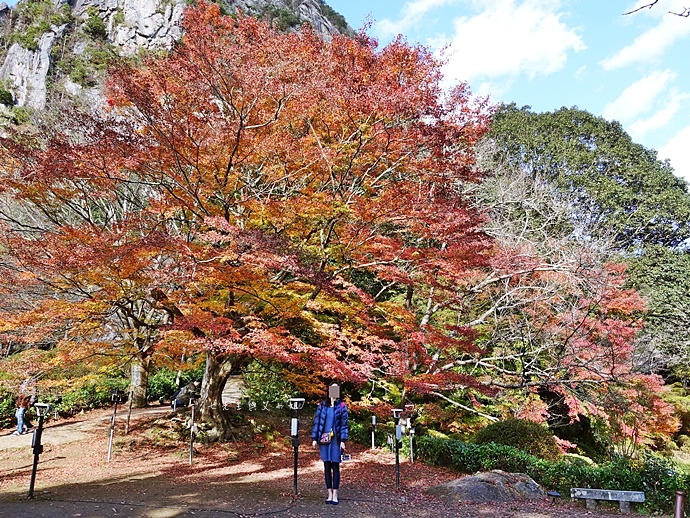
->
[623, 0, 689, 17]
[623, 1, 660, 15]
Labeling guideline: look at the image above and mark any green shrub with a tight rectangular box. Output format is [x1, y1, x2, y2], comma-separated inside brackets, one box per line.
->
[11, 106, 32, 125]
[51, 3, 74, 26]
[317, 0, 350, 34]
[11, 0, 72, 51]
[112, 9, 125, 28]
[0, 387, 15, 429]
[14, 20, 51, 51]
[240, 360, 296, 411]
[416, 436, 690, 514]
[83, 6, 106, 39]
[473, 418, 561, 460]
[69, 59, 89, 85]
[260, 6, 301, 31]
[147, 365, 205, 401]
[637, 453, 688, 511]
[665, 384, 690, 438]
[0, 88, 13, 106]
[417, 436, 536, 473]
[43, 377, 129, 414]
[348, 416, 397, 449]
[58, 43, 117, 87]
[348, 419, 370, 445]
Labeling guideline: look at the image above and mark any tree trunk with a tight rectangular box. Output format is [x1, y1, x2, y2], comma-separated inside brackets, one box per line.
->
[199, 352, 236, 440]
[130, 358, 150, 408]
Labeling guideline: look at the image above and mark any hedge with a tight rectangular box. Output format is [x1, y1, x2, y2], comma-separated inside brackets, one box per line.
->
[415, 436, 690, 513]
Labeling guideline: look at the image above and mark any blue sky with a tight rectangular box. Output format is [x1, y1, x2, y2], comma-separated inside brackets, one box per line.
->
[326, 0, 690, 182]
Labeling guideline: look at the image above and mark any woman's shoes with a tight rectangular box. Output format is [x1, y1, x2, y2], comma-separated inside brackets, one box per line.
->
[325, 500, 332, 504]
[331, 500, 339, 505]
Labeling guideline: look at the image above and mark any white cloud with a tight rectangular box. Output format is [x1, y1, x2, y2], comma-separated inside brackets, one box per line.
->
[602, 70, 676, 123]
[659, 125, 690, 183]
[440, 0, 585, 83]
[377, 0, 460, 37]
[602, 70, 690, 140]
[600, 15, 690, 70]
[573, 65, 587, 81]
[627, 92, 690, 138]
[475, 79, 513, 99]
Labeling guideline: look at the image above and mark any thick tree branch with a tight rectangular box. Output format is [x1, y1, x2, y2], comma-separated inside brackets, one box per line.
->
[431, 391, 499, 422]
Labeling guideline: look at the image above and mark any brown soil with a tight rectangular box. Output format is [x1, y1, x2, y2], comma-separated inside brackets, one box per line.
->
[0, 407, 649, 517]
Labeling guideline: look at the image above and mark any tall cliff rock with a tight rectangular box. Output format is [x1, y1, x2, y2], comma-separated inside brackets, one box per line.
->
[0, 0, 349, 114]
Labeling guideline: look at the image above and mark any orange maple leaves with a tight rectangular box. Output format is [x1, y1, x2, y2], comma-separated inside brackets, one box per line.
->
[0, 2, 492, 390]
[0, 2, 674, 444]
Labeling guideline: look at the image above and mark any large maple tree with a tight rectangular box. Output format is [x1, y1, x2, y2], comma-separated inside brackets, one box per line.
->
[0, 2, 492, 432]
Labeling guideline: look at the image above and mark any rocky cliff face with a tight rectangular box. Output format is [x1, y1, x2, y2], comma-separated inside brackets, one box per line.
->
[0, 0, 349, 113]
[1, 23, 66, 109]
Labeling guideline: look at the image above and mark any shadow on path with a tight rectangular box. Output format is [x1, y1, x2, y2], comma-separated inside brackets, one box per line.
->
[0, 407, 628, 518]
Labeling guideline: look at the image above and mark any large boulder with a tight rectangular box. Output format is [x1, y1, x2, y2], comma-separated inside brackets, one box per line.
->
[427, 470, 545, 504]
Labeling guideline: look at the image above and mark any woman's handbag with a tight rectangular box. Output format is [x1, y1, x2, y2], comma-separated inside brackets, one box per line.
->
[319, 430, 333, 444]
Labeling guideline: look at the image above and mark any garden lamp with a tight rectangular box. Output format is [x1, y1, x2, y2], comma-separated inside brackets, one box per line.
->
[28, 402, 51, 499]
[289, 397, 305, 495]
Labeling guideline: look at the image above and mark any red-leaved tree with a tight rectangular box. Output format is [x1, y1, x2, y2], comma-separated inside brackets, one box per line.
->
[0, 2, 492, 433]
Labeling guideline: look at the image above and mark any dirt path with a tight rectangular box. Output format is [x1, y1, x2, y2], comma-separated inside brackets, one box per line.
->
[0, 408, 655, 517]
[0, 407, 171, 451]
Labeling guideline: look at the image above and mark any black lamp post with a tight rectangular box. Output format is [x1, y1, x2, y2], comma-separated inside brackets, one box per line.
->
[289, 397, 305, 495]
[392, 408, 403, 488]
[28, 402, 50, 499]
[107, 389, 123, 463]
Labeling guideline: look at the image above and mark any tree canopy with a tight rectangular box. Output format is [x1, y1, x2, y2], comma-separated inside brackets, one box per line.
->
[485, 104, 690, 391]
[0, 1, 494, 430]
[486, 104, 690, 251]
[0, 4, 679, 445]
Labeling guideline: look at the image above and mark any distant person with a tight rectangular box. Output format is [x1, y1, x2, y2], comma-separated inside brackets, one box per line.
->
[20, 379, 36, 431]
[11, 391, 32, 436]
[171, 380, 200, 409]
[311, 383, 349, 505]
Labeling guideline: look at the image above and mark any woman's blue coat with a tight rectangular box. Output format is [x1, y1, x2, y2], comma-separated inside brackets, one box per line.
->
[311, 399, 349, 443]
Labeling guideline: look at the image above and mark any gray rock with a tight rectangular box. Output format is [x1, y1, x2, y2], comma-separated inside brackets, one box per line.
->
[427, 470, 546, 504]
[0, 25, 67, 110]
[231, 0, 343, 36]
[0, 0, 349, 111]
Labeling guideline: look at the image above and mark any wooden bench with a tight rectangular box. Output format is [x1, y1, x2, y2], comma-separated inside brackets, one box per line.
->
[570, 488, 645, 513]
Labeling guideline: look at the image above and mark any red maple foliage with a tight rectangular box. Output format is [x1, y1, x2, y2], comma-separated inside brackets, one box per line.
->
[0, 3, 674, 447]
[0, 2, 493, 431]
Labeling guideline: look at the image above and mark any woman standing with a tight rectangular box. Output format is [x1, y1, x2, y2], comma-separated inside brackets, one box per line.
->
[311, 383, 349, 505]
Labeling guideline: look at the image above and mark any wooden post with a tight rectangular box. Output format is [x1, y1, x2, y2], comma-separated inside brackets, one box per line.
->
[124, 390, 134, 435]
[675, 491, 686, 518]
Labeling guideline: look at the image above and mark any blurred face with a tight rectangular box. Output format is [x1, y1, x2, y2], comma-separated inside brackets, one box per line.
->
[328, 384, 340, 400]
